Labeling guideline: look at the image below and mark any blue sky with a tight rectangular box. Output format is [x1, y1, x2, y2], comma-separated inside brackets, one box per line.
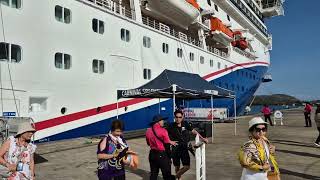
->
[255, 1, 320, 100]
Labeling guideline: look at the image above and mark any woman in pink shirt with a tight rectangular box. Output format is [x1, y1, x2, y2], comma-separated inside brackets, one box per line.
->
[261, 105, 273, 126]
[146, 115, 177, 180]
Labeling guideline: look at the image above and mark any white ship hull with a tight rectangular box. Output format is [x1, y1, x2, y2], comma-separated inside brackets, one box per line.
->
[0, 0, 276, 142]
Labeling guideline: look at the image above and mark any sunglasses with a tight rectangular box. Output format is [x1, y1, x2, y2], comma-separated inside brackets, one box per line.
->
[175, 116, 183, 119]
[254, 127, 267, 132]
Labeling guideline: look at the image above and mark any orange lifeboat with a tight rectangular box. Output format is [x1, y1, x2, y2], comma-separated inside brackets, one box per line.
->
[210, 17, 233, 38]
[209, 17, 233, 46]
[186, 0, 200, 10]
[231, 31, 248, 50]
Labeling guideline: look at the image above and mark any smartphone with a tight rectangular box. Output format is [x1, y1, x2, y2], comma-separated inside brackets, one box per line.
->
[16, 161, 23, 171]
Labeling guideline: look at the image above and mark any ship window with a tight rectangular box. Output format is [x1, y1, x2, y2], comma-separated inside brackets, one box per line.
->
[225, 83, 228, 89]
[214, 4, 219, 12]
[55, 6, 71, 24]
[0, 42, 21, 63]
[209, 59, 214, 67]
[55, 53, 71, 70]
[0, 0, 21, 8]
[237, 85, 240, 91]
[121, 28, 130, 42]
[162, 43, 169, 54]
[227, 15, 231, 21]
[253, 74, 256, 80]
[11, 44, 21, 63]
[177, 48, 183, 58]
[200, 56, 204, 64]
[207, 0, 211, 6]
[241, 86, 244, 91]
[92, 18, 104, 34]
[217, 62, 221, 69]
[189, 52, 194, 61]
[143, 36, 151, 48]
[92, 59, 105, 74]
[218, 82, 222, 87]
[225, 65, 227, 69]
[143, 68, 151, 80]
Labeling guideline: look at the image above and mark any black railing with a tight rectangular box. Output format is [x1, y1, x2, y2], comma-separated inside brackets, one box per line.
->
[229, 0, 268, 37]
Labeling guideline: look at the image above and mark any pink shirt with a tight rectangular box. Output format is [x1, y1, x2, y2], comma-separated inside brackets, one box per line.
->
[261, 107, 271, 115]
[305, 104, 312, 113]
[146, 123, 170, 151]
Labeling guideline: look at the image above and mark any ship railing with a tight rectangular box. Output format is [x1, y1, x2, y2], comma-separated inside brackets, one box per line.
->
[142, 16, 203, 48]
[262, 0, 283, 9]
[232, 46, 256, 60]
[85, 0, 136, 20]
[206, 46, 228, 58]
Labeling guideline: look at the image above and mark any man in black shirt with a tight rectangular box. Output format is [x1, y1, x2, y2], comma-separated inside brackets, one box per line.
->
[167, 110, 208, 180]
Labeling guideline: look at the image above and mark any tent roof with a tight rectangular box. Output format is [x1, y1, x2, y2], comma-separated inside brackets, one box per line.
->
[117, 70, 235, 99]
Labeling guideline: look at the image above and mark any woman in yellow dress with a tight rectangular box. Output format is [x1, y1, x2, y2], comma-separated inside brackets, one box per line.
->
[238, 117, 280, 180]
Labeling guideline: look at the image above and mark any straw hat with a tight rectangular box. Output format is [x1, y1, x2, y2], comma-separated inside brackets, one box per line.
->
[149, 114, 168, 126]
[248, 117, 268, 130]
[15, 122, 36, 137]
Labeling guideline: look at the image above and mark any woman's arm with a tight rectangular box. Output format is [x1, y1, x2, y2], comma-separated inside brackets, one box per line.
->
[97, 153, 116, 160]
[0, 139, 10, 166]
[0, 140, 16, 172]
[238, 143, 266, 172]
[97, 137, 118, 160]
[30, 154, 35, 179]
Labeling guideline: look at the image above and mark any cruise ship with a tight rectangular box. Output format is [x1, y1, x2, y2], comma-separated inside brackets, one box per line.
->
[0, 0, 284, 142]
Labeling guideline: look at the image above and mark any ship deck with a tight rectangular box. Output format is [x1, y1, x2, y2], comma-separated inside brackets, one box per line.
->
[35, 108, 320, 180]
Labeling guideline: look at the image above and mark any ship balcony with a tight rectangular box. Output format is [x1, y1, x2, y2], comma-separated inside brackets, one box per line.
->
[232, 46, 257, 60]
[84, 0, 136, 20]
[261, 0, 285, 17]
[142, 16, 203, 48]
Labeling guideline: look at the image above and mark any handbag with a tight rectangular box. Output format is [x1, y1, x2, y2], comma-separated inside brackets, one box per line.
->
[151, 126, 172, 158]
[268, 173, 280, 180]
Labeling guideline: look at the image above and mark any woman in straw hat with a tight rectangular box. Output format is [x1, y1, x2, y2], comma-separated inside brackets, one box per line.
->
[0, 121, 37, 180]
[238, 117, 280, 180]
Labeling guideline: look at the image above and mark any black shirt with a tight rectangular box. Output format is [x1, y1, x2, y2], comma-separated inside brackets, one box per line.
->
[167, 121, 193, 146]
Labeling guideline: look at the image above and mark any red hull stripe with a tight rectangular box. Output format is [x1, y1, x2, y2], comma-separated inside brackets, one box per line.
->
[35, 98, 151, 131]
[34, 61, 268, 131]
[203, 61, 269, 79]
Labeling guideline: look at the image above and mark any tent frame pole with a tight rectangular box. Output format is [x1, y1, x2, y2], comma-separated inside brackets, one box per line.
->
[234, 97, 237, 136]
[116, 99, 119, 119]
[172, 84, 177, 120]
[211, 95, 214, 143]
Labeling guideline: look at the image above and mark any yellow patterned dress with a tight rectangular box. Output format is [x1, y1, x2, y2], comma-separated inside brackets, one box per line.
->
[238, 137, 279, 180]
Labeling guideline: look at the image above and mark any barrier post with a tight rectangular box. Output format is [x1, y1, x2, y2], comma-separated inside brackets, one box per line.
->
[195, 134, 206, 180]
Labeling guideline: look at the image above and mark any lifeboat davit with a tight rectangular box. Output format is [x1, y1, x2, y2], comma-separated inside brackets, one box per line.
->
[144, 0, 200, 29]
[231, 31, 249, 50]
[209, 17, 234, 46]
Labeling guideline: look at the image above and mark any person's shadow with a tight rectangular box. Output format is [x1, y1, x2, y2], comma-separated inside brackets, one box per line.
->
[126, 168, 165, 180]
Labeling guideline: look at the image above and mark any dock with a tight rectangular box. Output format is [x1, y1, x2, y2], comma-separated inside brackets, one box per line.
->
[35, 108, 320, 180]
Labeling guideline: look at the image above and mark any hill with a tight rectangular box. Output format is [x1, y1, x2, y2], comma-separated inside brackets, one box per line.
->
[251, 94, 301, 105]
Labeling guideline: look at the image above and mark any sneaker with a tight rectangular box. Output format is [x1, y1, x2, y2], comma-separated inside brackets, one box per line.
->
[314, 143, 320, 147]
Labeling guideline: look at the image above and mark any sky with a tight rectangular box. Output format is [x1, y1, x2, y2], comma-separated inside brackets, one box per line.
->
[255, 0, 320, 100]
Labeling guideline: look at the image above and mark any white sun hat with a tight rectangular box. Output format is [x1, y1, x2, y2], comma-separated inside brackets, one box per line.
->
[15, 122, 36, 137]
[248, 117, 268, 130]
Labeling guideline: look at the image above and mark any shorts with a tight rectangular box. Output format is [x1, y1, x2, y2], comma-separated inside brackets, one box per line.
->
[172, 145, 190, 167]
